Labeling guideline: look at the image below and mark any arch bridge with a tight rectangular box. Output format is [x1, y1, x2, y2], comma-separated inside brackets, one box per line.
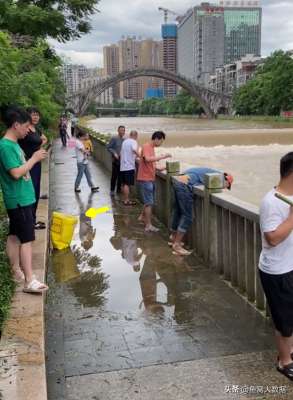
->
[67, 68, 233, 118]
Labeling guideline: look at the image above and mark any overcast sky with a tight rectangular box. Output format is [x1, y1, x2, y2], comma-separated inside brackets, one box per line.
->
[51, 0, 293, 67]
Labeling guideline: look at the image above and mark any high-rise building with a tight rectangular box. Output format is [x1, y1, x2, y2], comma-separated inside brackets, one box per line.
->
[178, 4, 225, 85]
[61, 64, 88, 95]
[103, 44, 120, 99]
[177, 1, 262, 85]
[117, 36, 163, 101]
[162, 24, 177, 97]
[140, 39, 164, 97]
[221, 1, 262, 64]
[118, 36, 143, 100]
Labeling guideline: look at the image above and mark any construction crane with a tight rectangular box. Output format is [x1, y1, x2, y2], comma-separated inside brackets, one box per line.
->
[158, 7, 178, 24]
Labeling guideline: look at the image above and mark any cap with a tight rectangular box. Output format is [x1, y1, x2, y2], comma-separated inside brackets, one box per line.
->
[224, 173, 234, 190]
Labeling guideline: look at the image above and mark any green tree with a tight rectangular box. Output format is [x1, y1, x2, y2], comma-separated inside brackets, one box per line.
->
[233, 51, 293, 116]
[0, 0, 100, 42]
[0, 32, 64, 127]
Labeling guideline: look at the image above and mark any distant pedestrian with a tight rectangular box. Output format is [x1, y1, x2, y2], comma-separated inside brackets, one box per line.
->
[259, 152, 293, 381]
[137, 131, 171, 232]
[170, 167, 233, 255]
[74, 131, 99, 193]
[107, 125, 125, 195]
[71, 115, 79, 137]
[66, 115, 72, 138]
[0, 105, 48, 293]
[18, 107, 48, 230]
[59, 115, 67, 147]
[120, 130, 140, 205]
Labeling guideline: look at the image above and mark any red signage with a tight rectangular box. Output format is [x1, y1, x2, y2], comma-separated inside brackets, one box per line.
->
[281, 111, 293, 118]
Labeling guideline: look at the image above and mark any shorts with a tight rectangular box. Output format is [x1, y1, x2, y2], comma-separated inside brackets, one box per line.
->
[259, 269, 293, 337]
[138, 181, 155, 206]
[121, 170, 135, 186]
[7, 205, 35, 244]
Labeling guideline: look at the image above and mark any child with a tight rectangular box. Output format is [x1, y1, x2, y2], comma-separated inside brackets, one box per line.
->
[84, 136, 93, 154]
[74, 131, 99, 193]
[0, 105, 48, 293]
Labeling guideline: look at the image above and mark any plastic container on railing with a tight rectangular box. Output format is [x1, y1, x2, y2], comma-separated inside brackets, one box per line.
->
[51, 212, 78, 250]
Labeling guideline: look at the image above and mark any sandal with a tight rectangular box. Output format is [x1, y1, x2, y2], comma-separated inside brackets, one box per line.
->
[172, 245, 192, 256]
[35, 221, 46, 229]
[168, 241, 184, 247]
[123, 200, 137, 206]
[277, 362, 293, 381]
[23, 278, 48, 294]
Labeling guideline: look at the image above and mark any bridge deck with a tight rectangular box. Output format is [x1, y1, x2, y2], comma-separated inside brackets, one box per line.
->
[46, 141, 292, 400]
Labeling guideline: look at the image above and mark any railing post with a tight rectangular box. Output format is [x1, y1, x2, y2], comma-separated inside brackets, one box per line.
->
[203, 173, 224, 264]
[166, 161, 180, 229]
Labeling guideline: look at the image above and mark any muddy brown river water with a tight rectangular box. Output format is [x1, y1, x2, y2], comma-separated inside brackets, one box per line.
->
[87, 117, 293, 206]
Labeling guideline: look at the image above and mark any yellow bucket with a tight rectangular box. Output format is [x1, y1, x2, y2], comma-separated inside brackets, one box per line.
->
[51, 211, 78, 250]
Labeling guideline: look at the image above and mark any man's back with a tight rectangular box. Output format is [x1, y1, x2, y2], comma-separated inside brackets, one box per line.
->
[184, 167, 219, 187]
[120, 138, 138, 172]
[137, 142, 155, 181]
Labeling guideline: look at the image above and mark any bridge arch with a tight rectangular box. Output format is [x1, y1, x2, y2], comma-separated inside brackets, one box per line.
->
[69, 68, 232, 118]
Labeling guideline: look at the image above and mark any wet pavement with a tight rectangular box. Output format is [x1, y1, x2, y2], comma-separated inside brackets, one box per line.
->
[46, 140, 285, 400]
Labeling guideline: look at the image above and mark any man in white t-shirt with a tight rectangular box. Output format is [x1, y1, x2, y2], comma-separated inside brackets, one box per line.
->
[259, 152, 293, 381]
[120, 130, 140, 205]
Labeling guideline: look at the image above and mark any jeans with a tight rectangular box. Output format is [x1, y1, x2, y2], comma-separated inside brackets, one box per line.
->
[30, 161, 41, 224]
[171, 180, 193, 233]
[110, 160, 122, 192]
[75, 163, 94, 189]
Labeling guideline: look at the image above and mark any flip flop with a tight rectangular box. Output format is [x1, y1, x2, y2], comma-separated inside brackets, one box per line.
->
[35, 221, 46, 229]
[277, 362, 293, 381]
[23, 278, 48, 294]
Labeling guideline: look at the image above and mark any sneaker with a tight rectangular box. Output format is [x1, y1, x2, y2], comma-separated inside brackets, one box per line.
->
[172, 244, 192, 256]
[145, 225, 160, 232]
[91, 186, 99, 193]
[75, 188, 81, 193]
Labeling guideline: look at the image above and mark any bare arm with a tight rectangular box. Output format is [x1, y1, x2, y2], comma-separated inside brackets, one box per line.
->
[9, 149, 47, 180]
[264, 207, 293, 246]
[41, 134, 48, 145]
[144, 153, 171, 163]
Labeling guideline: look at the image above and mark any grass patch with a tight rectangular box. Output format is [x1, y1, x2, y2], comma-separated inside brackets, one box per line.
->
[0, 192, 15, 337]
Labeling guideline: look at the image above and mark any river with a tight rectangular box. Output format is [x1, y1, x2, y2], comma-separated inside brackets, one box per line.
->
[87, 116, 293, 206]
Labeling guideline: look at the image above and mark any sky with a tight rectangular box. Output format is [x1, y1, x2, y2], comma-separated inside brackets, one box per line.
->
[51, 0, 293, 67]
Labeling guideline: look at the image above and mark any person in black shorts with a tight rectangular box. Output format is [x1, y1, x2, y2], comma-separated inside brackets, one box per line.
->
[18, 107, 48, 229]
[120, 130, 140, 205]
[0, 105, 48, 293]
[259, 152, 293, 380]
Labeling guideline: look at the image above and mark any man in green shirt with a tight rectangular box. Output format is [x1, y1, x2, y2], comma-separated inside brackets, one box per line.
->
[0, 106, 48, 293]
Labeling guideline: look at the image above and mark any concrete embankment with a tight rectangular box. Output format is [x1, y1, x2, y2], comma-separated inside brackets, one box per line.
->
[0, 160, 49, 400]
